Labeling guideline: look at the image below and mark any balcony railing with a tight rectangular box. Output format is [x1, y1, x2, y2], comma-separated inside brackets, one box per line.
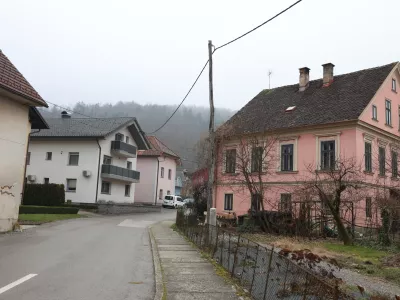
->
[101, 164, 140, 183]
[111, 140, 137, 158]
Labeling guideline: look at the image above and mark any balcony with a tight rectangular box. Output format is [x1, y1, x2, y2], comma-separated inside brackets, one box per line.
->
[111, 140, 137, 158]
[101, 164, 140, 183]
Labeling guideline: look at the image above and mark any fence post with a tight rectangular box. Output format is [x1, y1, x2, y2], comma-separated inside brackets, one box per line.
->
[282, 259, 290, 292]
[302, 273, 309, 300]
[240, 239, 250, 283]
[231, 234, 241, 278]
[262, 245, 274, 299]
[213, 225, 219, 257]
[227, 233, 231, 272]
[220, 230, 225, 264]
[249, 244, 259, 295]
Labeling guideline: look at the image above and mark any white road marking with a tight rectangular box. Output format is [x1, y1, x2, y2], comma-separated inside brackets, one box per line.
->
[0, 274, 37, 295]
[117, 219, 154, 228]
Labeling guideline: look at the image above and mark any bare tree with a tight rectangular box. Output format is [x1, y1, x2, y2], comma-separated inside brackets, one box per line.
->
[299, 157, 366, 245]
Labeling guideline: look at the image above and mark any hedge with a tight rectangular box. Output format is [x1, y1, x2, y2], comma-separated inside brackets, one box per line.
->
[19, 205, 79, 214]
[23, 184, 65, 206]
[64, 204, 98, 210]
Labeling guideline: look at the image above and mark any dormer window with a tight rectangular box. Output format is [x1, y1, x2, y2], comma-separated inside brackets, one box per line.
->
[285, 106, 296, 112]
[392, 79, 397, 92]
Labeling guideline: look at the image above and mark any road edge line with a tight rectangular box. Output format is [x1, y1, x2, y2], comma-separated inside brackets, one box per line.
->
[148, 226, 165, 300]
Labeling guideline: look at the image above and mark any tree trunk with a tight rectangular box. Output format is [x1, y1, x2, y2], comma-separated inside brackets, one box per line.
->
[331, 210, 353, 245]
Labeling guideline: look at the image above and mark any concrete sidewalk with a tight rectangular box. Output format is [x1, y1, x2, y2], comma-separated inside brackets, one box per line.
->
[149, 220, 240, 300]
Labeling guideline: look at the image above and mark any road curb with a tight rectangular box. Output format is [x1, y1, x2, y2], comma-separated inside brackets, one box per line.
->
[148, 226, 164, 300]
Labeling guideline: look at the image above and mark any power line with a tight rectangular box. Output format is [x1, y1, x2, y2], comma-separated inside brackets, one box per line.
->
[214, 0, 303, 51]
[145, 59, 210, 134]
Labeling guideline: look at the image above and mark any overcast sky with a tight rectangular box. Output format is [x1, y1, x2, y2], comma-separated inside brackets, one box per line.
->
[1, 0, 399, 111]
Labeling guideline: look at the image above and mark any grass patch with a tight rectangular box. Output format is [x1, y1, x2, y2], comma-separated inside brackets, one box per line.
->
[19, 214, 84, 222]
[322, 243, 388, 262]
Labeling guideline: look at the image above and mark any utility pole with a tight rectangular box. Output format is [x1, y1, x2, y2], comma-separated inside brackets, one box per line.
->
[268, 70, 272, 89]
[206, 40, 215, 225]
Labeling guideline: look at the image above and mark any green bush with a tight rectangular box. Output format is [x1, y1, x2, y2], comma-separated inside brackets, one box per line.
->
[23, 184, 65, 206]
[19, 205, 79, 214]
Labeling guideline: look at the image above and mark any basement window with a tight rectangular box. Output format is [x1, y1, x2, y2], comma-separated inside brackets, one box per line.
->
[285, 106, 296, 112]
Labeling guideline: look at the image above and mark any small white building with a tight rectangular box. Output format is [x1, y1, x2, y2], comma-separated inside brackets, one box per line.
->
[27, 113, 151, 203]
[0, 50, 49, 232]
[135, 136, 180, 205]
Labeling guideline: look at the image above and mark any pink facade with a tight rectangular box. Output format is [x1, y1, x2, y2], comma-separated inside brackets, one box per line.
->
[214, 64, 400, 228]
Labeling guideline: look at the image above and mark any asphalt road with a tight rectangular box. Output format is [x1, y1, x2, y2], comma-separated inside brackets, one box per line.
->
[0, 209, 176, 300]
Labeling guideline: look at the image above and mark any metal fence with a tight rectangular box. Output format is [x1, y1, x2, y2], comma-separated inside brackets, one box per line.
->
[177, 220, 354, 300]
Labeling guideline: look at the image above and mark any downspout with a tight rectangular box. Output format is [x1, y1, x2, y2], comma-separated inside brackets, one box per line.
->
[95, 139, 102, 203]
[22, 129, 40, 204]
[155, 157, 160, 205]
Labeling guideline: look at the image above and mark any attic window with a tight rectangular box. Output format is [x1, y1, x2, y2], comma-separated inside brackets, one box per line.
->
[285, 106, 296, 112]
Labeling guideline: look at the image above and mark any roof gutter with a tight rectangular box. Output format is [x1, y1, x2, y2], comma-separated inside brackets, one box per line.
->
[95, 139, 102, 203]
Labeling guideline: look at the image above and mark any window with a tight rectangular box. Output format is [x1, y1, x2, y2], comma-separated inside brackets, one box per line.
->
[365, 142, 372, 172]
[225, 149, 236, 173]
[392, 151, 398, 177]
[251, 147, 263, 172]
[127, 161, 132, 170]
[160, 167, 164, 178]
[167, 190, 170, 195]
[379, 147, 386, 176]
[66, 179, 77, 192]
[125, 184, 131, 197]
[26, 152, 31, 165]
[44, 178, 49, 184]
[392, 79, 397, 92]
[159, 189, 163, 199]
[366, 197, 372, 218]
[168, 169, 172, 180]
[224, 194, 233, 210]
[251, 193, 261, 211]
[103, 155, 112, 165]
[101, 181, 111, 194]
[372, 105, 377, 120]
[68, 152, 79, 165]
[281, 144, 294, 171]
[321, 141, 335, 170]
[125, 136, 129, 144]
[46, 152, 52, 160]
[385, 99, 392, 125]
[280, 194, 292, 212]
[115, 133, 124, 141]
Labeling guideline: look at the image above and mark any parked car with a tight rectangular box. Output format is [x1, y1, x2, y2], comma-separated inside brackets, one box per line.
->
[162, 195, 184, 209]
[183, 198, 195, 208]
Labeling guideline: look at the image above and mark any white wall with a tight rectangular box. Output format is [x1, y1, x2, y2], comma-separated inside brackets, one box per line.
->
[156, 156, 177, 201]
[0, 96, 30, 232]
[27, 140, 100, 203]
[135, 156, 158, 204]
[97, 126, 138, 203]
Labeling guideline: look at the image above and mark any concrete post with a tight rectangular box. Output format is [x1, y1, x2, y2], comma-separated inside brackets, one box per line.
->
[210, 208, 217, 227]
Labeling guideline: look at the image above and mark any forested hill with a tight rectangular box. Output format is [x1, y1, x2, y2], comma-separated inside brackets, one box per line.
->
[38, 101, 234, 171]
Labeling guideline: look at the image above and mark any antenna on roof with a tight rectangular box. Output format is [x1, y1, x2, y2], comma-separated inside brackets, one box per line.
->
[268, 70, 272, 89]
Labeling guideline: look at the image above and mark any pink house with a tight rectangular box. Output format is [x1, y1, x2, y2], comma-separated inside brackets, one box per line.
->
[135, 136, 180, 204]
[215, 62, 400, 228]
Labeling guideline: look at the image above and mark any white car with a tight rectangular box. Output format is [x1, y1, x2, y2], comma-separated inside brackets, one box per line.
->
[162, 195, 184, 208]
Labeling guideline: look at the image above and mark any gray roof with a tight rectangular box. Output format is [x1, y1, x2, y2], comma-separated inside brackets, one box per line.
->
[30, 117, 151, 150]
[222, 62, 397, 136]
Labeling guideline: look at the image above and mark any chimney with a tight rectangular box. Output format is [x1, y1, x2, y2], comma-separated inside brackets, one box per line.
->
[61, 111, 71, 119]
[299, 67, 310, 92]
[322, 63, 334, 86]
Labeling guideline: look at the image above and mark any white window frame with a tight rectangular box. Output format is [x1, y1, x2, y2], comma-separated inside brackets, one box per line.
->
[277, 136, 298, 172]
[385, 99, 392, 126]
[66, 178, 77, 192]
[101, 181, 111, 194]
[315, 133, 340, 170]
[125, 136, 130, 144]
[224, 194, 233, 211]
[392, 78, 397, 92]
[363, 133, 374, 173]
[168, 169, 172, 180]
[27, 152, 31, 165]
[160, 167, 164, 178]
[44, 178, 50, 184]
[372, 105, 378, 120]
[68, 152, 79, 166]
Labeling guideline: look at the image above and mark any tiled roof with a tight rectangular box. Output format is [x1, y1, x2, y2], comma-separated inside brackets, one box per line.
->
[0, 50, 47, 107]
[222, 63, 397, 136]
[138, 136, 180, 158]
[30, 117, 136, 138]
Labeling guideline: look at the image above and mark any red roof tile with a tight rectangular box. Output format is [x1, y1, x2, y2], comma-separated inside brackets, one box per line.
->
[138, 136, 180, 158]
[0, 50, 47, 106]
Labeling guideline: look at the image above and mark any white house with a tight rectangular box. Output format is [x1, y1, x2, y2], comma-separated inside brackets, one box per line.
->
[135, 136, 180, 204]
[0, 50, 49, 232]
[27, 112, 151, 203]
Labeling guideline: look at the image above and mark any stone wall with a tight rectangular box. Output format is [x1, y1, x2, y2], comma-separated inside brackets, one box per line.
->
[97, 203, 161, 215]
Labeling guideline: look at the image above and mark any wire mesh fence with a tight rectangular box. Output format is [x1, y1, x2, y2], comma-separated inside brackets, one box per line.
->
[178, 219, 354, 300]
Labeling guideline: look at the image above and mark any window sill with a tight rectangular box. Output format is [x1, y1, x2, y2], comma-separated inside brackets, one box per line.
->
[372, 118, 378, 122]
[385, 124, 393, 128]
[276, 171, 298, 174]
[67, 164, 79, 166]
[66, 190, 76, 193]
[378, 175, 387, 178]
[101, 192, 111, 195]
[316, 169, 338, 173]
[363, 171, 374, 175]
[392, 89, 397, 94]
[223, 172, 239, 176]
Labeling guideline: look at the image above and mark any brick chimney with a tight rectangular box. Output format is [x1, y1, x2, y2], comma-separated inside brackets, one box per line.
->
[322, 63, 334, 86]
[299, 67, 310, 92]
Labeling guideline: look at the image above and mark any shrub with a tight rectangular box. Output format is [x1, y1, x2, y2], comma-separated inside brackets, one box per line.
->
[19, 205, 79, 214]
[23, 184, 65, 206]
